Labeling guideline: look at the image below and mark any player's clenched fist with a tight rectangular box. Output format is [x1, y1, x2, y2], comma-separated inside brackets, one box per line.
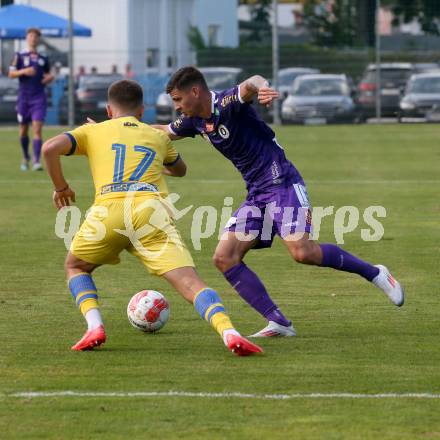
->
[53, 186, 76, 210]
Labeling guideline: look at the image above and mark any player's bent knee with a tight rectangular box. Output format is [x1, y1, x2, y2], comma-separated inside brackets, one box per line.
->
[291, 246, 313, 264]
[212, 252, 239, 272]
[64, 253, 95, 274]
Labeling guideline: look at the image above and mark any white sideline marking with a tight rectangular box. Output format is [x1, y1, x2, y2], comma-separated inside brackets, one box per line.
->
[4, 391, 440, 400]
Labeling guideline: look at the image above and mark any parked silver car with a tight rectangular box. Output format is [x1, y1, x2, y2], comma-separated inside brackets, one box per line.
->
[399, 72, 440, 122]
[277, 67, 320, 99]
[281, 74, 356, 124]
[155, 67, 242, 124]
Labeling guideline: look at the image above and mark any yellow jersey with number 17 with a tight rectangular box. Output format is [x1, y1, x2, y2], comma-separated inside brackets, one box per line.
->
[65, 116, 180, 202]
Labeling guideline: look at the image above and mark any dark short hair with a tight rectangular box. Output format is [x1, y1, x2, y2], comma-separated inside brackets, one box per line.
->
[166, 66, 208, 94]
[27, 28, 41, 37]
[108, 79, 143, 109]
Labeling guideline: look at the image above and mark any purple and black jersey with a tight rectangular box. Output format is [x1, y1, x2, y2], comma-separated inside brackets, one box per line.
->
[10, 51, 50, 123]
[168, 86, 302, 193]
[9, 51, 50, 99]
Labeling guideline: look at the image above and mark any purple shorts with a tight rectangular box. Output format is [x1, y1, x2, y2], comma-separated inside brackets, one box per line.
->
[16, 95, 47, 124]
[224, 182, 313, 249]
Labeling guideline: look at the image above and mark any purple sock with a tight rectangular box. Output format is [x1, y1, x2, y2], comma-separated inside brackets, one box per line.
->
[224, 262, 291, 326]
[33, 139, 42, 163]
[319, 243, 379, 281]
[20, 136, 30, 161]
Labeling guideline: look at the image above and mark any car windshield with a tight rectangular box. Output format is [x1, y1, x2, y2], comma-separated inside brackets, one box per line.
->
[364, 69, 412, 85]
[79, 75, 123, 89]
[293, 79, 348, 96]
[279, 72, 302, 86]
[202, 71, 240, 90]
[409, 77, 440, 94]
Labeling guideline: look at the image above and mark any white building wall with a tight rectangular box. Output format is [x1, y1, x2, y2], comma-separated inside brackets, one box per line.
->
[127, 0, 194, 74]
[16, 0, 235, 73]
[18, 0, 130, 74]
[193, 0, 238, 47]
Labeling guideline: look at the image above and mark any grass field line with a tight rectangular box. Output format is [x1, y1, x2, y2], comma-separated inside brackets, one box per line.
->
[3, 391, 440, 400]
[0, 179, 439, 185]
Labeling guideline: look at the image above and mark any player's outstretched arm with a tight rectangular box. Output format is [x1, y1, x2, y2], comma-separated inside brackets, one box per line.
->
[8, 66, 36, 79]
[152, 124, 185, 141]
[163, 157, 187, 177]
[239, 75, 279, 107]
[42, 134, 76, 210]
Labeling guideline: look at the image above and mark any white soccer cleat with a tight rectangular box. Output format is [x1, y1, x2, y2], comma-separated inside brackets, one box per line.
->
[372, 264, 404, 307]
[20, 160, 29, 171]
[32, 162, 43, 171]
[249, 321, 297, 338]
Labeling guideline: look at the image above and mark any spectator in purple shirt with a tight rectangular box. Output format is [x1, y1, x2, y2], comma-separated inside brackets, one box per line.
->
[155, 66, 404, 338]
[8, 28, 54, 171]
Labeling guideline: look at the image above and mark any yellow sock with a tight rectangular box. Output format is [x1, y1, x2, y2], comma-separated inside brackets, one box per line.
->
[209, 312, 234, 337]
[79, 298, 99, 316]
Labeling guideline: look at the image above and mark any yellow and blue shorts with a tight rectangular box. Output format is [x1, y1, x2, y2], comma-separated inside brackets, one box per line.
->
[70, 195, 194, 276]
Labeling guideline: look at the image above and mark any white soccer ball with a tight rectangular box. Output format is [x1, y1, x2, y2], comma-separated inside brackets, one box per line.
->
[127, 290, 170, 332]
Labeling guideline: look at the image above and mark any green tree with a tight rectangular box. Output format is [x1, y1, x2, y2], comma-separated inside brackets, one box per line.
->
[391, 0, 440, 35]
[187, 26, 206, 50]
[245, 0, 272, 45]
[303, 0, 358, 47]
[356, 0, 376, 47]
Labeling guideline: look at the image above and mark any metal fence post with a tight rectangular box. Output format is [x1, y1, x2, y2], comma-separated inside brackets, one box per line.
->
[272, 0, 281, 125]
[375, 0, 381, 121]
[68, 0, 75, 127]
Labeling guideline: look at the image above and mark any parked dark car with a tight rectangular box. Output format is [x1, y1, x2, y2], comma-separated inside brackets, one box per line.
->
[357, 63, 414, 120]
[59, 74, 123, 124]
[0, 76, 18, 122]
[281, 74, 356, 124]
[155, 67, 243, 124]
[399, 73, 440, 122]
[277, 67, 320, 99]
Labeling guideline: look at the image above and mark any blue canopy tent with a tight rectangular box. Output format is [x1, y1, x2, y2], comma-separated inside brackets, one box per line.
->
[0, 4, 91, 39]
[0, 3, 92, 125]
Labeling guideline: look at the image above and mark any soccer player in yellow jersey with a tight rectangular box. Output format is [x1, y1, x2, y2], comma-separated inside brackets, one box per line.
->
[42, 79, 262, 356]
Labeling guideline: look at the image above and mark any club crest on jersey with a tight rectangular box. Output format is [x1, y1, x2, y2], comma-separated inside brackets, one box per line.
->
[173, 117, 184, 128]
[218, 124, 230, 139]
[205, 122, 215, 132]
[38, 58, 45, 66]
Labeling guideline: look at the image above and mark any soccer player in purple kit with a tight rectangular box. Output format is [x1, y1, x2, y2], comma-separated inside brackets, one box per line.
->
[8, 28, 54, 171]
[155, 66, 404, 338]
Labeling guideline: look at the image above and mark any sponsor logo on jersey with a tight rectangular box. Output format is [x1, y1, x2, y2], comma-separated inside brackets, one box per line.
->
[218, 124, 230, 139]
[221, 94, 237, 108]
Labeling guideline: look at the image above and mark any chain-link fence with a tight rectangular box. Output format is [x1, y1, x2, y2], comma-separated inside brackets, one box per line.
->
[4, 1, 440, 125]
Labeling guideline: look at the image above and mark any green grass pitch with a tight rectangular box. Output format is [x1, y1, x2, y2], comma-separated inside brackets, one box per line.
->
[0, 123, 439, 439]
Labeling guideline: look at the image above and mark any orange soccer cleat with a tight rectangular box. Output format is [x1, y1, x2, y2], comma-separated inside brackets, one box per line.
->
[226, 334, 264, 356]
[71, 325, 106, 351]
